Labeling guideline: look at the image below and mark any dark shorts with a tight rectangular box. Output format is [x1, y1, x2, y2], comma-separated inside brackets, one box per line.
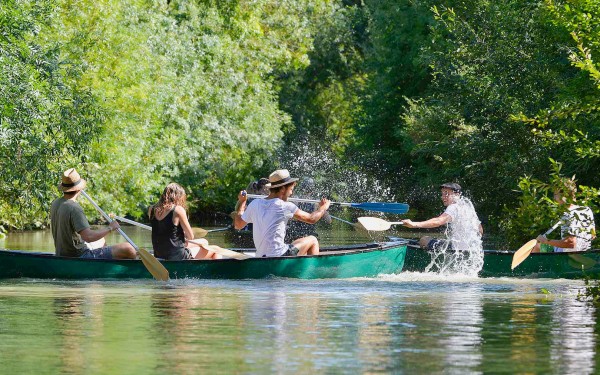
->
[80, 246, 114, 259]
[158, 248, 194, 261]
[181, 248, 194, 260]
[425, 238, 451, 252]
[282, 244, 300, 257]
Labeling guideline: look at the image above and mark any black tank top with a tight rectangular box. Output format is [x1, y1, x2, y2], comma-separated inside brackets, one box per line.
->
[150, 207, 187, 260]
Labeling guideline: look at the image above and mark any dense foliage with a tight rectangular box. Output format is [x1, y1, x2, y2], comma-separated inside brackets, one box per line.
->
[1, 0, 599, 246]
[0, 0, 102, 228]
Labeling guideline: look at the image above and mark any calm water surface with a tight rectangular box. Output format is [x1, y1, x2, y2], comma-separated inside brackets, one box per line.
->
[0, 224, 598, 374]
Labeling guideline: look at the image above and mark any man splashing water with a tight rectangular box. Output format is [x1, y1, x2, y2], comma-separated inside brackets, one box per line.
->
[402, 183, 484, 275]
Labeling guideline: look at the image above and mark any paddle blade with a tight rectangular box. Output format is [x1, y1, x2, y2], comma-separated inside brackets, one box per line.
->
[192, 227, 208, 238]
[511, 239, 537, 270]
[138, 248, 169, 281]
[357, 217, 392, 231]
[203, 244, 251, 260]
[351, 202, 409, 214]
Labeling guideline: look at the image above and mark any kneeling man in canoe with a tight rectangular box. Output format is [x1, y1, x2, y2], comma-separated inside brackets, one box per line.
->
[234, 169, 331, 257]
[50, 168, 136, 259]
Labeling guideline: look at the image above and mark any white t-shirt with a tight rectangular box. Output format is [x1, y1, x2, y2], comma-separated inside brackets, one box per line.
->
[443, 199, 482, 251]
[554, 205, 595, 252]
[241, 198, 299, 257]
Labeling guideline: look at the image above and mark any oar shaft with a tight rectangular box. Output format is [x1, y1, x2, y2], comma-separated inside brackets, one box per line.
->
[330, 215, 354, 226]
[114, 215, 151, 231]
[81, 191, 138, 250]
[207, 226, 232, 233]
[246, 194, 351, 207]
[545, 221, 561, 236]
[114, 215, 229, 234]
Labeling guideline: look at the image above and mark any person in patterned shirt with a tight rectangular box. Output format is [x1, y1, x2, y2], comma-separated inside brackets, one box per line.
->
[534, 177, 596, 253]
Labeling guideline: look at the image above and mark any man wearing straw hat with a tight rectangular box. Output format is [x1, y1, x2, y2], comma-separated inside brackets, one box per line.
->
[49, 168, 136, 259]
[233, 169, 331, 257]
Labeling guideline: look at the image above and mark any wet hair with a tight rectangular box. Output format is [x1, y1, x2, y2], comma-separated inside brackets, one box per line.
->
[151, 183, 187, 219]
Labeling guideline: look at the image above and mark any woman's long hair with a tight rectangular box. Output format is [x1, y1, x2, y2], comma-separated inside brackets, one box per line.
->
[150, 183, 187, 219]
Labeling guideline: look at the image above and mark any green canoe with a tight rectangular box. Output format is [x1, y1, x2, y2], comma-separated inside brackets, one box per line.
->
[402, 242, 600, 279]
[0, 240, 407, 280]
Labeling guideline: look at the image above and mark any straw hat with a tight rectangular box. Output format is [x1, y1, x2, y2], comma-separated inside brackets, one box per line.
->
[58, 168, 87, 192]
[268, 169, 299, 188]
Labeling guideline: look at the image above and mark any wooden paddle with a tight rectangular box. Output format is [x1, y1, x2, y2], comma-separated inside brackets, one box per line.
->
[111, 215, 229, 237]
[112, 216, 250, 260]
[246, 194, 409, 215]
[80, 191, 170, 281]
[357, 217, 405, 231]
[511, 222, 561, 270]
[187, 240, 252, 260]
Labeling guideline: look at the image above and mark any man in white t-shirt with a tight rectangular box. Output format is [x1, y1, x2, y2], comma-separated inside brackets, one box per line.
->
[233, 169, 331, 257]
[533, 178, 596, 253]
[400, 183, 483, 251]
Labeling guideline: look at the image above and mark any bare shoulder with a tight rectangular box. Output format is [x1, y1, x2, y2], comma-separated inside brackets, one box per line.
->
[174, 205, 187, 217]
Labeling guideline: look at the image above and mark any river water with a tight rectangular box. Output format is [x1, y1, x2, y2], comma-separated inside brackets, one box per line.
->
[0, 224, 598, 374]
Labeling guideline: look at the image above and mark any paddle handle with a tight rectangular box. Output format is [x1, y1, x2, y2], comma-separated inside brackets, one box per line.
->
[207, 226, 232, 233]
[114, 215, 229, 234]
[114, 215, 152, 230]
[330, 215, 354, 226]
[544, 221, 561, 236]
[246, 194, 350, 207]
[81, 191, 139, 251]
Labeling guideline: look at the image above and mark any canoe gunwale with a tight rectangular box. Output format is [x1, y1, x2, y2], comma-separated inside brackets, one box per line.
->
[0, 240, 406, 263]
[0, 240, 408, 280]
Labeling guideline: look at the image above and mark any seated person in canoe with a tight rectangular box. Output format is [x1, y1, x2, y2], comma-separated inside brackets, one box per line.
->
[149, 183, 222, 260]
[50, 168, 136, 259]
[401, 183, 483, 251]
[533, 177, 596, 253]
[233, 169, 331, 257]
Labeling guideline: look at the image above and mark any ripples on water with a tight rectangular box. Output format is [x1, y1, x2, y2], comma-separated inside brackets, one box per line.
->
[1, 226, 599, 373]
[0, 275, 597, 374]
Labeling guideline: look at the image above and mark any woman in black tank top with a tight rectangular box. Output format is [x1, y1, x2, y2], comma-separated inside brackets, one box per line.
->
[149, 183, 221, 260]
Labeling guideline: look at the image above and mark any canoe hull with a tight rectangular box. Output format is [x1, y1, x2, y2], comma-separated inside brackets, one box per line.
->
[0, 241, 407, 280]
[403, 245, 600, 279]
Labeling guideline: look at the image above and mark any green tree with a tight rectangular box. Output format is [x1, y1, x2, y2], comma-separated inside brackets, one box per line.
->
[0, 0, 102, 228]
[400, 0, 581, 220]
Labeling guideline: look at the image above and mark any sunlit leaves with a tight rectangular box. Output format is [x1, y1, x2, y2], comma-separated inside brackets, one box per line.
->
[0, 0, 102, 228]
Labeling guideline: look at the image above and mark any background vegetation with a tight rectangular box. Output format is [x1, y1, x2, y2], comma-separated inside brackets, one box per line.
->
[1, 0, 599, 247]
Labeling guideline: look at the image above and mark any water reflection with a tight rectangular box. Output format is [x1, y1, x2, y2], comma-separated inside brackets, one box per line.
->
[0, 280, 598, 373]
[53, 297, 87, 375]
[440, 285, 483, 373]
[550, 296, 596, 374]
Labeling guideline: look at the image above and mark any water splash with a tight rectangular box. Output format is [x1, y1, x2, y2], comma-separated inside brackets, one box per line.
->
[424, 196, 484, 276]
[276, 140, 396, 203]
